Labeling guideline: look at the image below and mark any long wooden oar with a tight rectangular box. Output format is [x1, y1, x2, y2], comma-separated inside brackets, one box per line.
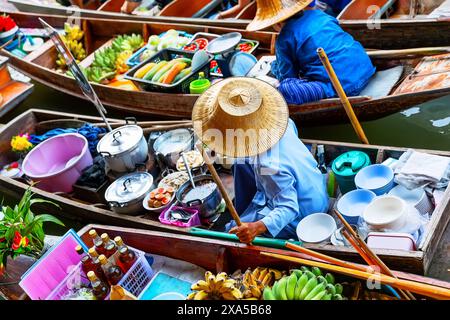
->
[367, 46, 450, 59]
[261, 252, 450, 300]
[317, 47, 369, 144]
[334, 209, 415, 300]
[198, 143, 242, 227]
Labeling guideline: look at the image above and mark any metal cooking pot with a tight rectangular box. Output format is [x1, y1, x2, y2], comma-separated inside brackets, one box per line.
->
[104, 171, 154, 215]
[176, 174, 222, 221]
[151, 128, 194, 169]
[97, 118, 148, 173]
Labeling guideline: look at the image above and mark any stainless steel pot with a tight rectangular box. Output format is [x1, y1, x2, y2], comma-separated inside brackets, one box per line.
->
[176, 174, 222, 220]
[104, 171, 154, 215]
[151, 128, 194, 169]
[97, 119, 148, 173]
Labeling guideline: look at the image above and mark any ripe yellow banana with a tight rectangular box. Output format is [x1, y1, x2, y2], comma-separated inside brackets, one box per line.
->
[194, 290, 209, 300]
[249, 285, 262, 298]
[269, 268, 283, 280]
[257, 268, 269, 282]
[191, 280, 210, 292]
[261, 271, 273, 287]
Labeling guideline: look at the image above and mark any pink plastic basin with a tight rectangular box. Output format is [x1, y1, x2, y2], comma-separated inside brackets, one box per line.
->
[22, 133, 93, 193]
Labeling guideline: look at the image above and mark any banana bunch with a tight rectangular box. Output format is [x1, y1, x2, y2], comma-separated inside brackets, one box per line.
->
[236, 267, 284, 300]
[111, 34, 144, 53]
[187, 272, 243, 300]
[56, 23, 86, 69]
[263, 266, 345, 301]
[115, 50, 133, 74]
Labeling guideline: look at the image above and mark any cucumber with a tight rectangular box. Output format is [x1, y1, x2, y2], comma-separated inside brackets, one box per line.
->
[152, 60, 178, 82]
[172, 57, 192, 66]
[173, 67, 192, 83]
[143, 61, 168, 80]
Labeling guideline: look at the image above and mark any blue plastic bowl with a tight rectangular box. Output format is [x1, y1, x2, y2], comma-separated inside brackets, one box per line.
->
[337, 189, 377, 224]
[355, 164, 394, 195]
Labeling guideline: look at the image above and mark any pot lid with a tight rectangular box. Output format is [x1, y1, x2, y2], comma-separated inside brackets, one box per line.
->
[105, 172, 153, 204]
[206, 32, 242, 55]
[97, 125, 143, 156]
[153, 128, 193, 156]
[332, 151, 371, 177]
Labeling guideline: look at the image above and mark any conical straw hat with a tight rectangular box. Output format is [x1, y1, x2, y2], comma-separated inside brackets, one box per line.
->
[247, 0, 313, 31]
[192, 77, 288, 158]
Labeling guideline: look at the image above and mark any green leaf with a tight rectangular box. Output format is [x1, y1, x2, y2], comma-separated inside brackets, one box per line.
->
[2, 206, 15, 220]
[30, 198, 60, 209]
[5, 227, 15, 242]
[34, 214, 65, 227]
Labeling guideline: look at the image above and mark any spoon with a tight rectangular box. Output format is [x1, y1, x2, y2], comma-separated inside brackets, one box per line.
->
[181, 152, 196, 189]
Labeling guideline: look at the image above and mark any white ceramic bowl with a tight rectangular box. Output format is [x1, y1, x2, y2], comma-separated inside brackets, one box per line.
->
[388, 185, 433, 215]
[363, 195, 407, 230]
[296, 213, 337, 243]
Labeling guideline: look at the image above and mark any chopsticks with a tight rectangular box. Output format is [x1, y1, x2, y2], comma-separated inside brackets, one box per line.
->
[260, 251, 450, 300]
[333, 209, 416, 300]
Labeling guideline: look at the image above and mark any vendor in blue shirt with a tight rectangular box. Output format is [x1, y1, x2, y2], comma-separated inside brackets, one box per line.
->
[247, 0, 375, 105]
[192, 77, 329, 244]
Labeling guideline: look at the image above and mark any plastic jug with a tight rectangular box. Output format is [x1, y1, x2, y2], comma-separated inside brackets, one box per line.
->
[332, 151, 371, 194]
[189, 72, 211, 94]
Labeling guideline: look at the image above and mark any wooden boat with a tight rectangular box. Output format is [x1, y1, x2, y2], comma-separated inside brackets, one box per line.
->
[1, 109, 449, 274]
[1, 12, 450, 125]
[6, 0, 450, 49]
[1, 224, 450, 300]
[0, 56, 33, 118]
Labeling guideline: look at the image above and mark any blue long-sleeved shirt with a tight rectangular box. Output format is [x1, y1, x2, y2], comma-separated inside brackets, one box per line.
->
[275, 10, 375, 98]
[233, 119, 329, 238]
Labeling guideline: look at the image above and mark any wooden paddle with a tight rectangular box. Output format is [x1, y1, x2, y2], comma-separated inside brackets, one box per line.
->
[198, 142, 242, 227]
[317, 48, 369, 144]
[261, 251, 450, 300]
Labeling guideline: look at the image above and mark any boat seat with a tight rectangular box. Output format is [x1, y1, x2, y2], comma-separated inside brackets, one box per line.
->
[360, 65, 404, 99]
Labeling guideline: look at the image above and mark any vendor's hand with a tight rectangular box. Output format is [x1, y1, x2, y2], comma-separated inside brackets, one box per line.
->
[229, 221, 267, 244]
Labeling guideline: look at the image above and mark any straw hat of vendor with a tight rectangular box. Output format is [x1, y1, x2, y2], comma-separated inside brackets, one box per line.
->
[247, 0, 313, 31]
[192, 77, 288, 158]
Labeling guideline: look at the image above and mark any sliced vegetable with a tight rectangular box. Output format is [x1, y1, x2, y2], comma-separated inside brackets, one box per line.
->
[134, 62, 156, 78]
[152, 60, 178, 82]
[173, 67, 192, 83]
[143, 61, 168, 80]
[194, 38, 208, 50]
[161, 62, 187, 84]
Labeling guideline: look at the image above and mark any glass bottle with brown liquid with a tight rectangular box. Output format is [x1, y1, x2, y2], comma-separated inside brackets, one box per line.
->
[87, 247, 108, 283]
[88, 229, 106, 255]
[98, 254, 123, 285]
[114, 236, 137, 273]
[101, 233, 117, 258]
[87, 271, 109, 300]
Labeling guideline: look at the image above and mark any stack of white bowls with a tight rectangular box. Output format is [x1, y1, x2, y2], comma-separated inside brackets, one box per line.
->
[363, 195, 407, 231]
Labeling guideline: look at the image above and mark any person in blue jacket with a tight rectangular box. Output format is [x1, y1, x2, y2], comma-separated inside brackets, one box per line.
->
[192, 77, 329, 244]
[247, 0, 375, 106]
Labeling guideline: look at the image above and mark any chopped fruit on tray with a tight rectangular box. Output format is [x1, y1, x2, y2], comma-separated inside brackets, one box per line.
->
[147, 187, 174, 209]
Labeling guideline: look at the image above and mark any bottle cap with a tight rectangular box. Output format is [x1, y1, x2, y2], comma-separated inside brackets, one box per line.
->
[88, 247, 99, 257]
[114, 236, 123, 246]
[119, 246, 129, 255]
[75, 245, 84, 254]
[101, 233, 110, 243]
[89, 229, 98, 238]
[98, 254, 107, 264]
[87, 271, 97, 282]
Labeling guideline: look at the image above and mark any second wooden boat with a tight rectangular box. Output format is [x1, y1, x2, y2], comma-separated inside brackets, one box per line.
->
[6, 0, 450, 49]
[1, 224, 450, 300]
[0, 109, 449, 274]
[1, 12, 450, 125]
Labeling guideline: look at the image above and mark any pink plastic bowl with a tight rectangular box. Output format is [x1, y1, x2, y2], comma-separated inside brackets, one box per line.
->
[22, 133, 93, 193]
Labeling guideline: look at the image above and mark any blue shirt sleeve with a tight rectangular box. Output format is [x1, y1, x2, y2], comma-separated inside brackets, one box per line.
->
[274, 31, 299, 80]
[254, 161, 300, 237]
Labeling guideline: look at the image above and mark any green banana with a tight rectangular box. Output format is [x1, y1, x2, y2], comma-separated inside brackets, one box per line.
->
[321, 293, 332, 300]
[335, 283, 343, 295]
[300, 266, 310, 273]
[311, 267, 322, 277]
[286, 274, 297, 300]
[299, 277, 318, 300]
[333, 294, 343, 300]
[305, 283, 325, 300]
[325, 283, 336, 296]
[271, 280, 280, 299]
[325, 273, 335, 285]
[290, 269, 303, 279]
[294, 273, 309, 300]
[276, 277, 288, 300]
[317, 276, 327, 284]
[304, 271, 316, 280]
[262, 287, 276, 300]
[311, 289, 327, 301]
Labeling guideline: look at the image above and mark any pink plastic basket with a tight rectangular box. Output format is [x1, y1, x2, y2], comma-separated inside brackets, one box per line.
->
[159, 206, 201, 228]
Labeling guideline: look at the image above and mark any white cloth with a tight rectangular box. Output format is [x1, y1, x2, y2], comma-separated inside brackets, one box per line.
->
[394, 149, 450, 189]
